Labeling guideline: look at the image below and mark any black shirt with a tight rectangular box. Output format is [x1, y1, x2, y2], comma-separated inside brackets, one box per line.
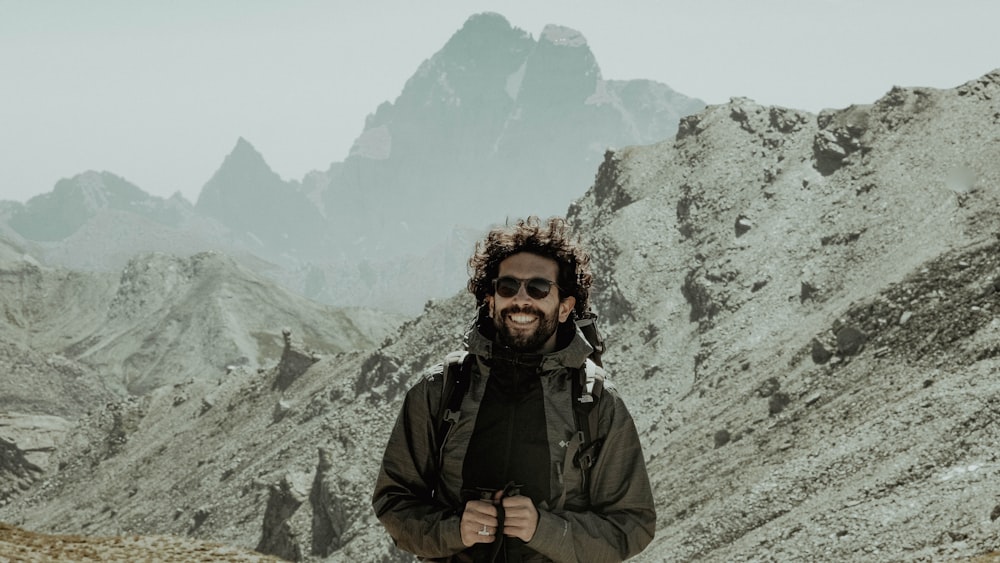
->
[461, 351, 551, 561]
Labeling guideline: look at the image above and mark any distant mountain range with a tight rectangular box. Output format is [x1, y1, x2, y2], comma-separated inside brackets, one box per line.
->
[0, 12, 704, 314]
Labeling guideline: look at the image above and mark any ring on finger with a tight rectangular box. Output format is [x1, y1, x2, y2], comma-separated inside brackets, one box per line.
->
[477, 525, 491, 536]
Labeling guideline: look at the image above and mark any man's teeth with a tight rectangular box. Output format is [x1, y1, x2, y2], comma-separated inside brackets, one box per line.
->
[510, 314, 536, 324]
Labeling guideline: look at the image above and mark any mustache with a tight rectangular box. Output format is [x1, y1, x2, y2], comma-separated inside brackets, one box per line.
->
[500, 304, 544, 317]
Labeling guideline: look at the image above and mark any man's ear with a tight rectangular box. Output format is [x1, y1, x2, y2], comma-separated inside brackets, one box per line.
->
[485, 295, 494, 317]
[558, 296, 576, 323]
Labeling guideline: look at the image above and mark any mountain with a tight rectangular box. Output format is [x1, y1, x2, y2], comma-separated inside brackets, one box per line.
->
[0, 233, 403, 398]
[81, 250, 403, 394]
[196, 138, 330, 260]
[2, 69, 998, 561]
[320, 13, 704, 258]
[6, 171, 185, 242]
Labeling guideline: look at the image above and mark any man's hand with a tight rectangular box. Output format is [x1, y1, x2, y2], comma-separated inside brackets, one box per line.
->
[460, 500, 498, 547]
[501, 495, 538, 542]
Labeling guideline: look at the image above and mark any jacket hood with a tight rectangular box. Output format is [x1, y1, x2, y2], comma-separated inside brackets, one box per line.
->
[466, 306, 594, 372]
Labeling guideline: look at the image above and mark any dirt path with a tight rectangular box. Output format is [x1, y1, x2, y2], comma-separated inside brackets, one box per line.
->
[0, 523, 281, 562]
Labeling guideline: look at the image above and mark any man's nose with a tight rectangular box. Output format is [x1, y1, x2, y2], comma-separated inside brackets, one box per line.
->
[510, 281, 534, 301]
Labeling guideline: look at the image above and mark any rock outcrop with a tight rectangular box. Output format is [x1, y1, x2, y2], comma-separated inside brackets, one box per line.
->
[274, 329, 320, 391]
[256, 473, 308, 561]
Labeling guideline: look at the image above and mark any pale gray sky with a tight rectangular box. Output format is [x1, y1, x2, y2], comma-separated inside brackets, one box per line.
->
[2, 0, 997, 203]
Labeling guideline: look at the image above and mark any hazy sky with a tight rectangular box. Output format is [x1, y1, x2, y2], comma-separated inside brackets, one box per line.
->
[2, 0, 997, 204]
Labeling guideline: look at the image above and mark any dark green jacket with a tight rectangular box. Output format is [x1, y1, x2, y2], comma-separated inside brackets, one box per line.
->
[372, 321, 656, 562]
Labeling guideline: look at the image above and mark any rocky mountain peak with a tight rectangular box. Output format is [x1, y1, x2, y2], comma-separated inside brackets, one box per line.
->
[405, 12, 533, 97]
[452, 11, 516, 37]
[51, 171, 110, 207]
[197, 138, 281, 205]
[194, 137, 329, 258]
[322, 15, 697, 264]
[522, 23, 601, 94]
[229, 137, 270, 168]
[7, 172, 160, 242]
[52, 171, 148, 211]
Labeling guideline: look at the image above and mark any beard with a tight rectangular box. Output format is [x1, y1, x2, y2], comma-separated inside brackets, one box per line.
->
[492, 303, 560, 353]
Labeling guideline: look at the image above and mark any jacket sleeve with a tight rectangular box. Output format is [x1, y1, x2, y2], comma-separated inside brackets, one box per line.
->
[371, 376, 467, 558]
[527, 389, 656, 562]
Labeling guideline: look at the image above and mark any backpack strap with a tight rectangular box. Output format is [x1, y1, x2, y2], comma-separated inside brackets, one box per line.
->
[574, 312, 606, 367]
[435, 351, 471, 470]
[577, 359, 605, 469]
[555, 358, 605, 511]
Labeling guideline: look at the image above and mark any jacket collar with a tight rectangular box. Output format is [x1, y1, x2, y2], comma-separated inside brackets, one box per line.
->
[466, 307, 593, 372]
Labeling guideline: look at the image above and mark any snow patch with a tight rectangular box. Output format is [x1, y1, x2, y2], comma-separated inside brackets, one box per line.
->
[506, 62, 527, 100]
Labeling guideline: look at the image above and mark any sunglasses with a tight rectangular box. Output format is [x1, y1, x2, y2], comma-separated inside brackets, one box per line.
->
[492, 276, 561, 299]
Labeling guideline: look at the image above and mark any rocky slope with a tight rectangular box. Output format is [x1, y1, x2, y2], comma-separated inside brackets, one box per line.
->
[2, 70, 1000, 561]
[565, 69, 1000, 561]
[1, 242, 400, 395]
[0, 238, 401, 511]
[0, 236, 120, 413]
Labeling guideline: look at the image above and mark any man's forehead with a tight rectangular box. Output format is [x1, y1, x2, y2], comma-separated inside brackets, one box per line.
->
[497, 252, 559, 277]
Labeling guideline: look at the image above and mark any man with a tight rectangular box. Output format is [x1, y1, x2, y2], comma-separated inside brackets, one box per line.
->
[372, 217, 655, 562]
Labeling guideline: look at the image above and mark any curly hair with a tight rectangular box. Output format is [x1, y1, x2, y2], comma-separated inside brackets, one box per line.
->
[468, 216, 593, 317]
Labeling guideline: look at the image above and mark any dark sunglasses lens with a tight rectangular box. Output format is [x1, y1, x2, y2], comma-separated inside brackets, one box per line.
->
[495, 277, 521, 298]
[526, 279, 553, 299]
[494, 277, 554, 299]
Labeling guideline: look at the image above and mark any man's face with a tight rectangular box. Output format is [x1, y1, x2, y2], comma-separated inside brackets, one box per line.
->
[486, 252, 576, 354]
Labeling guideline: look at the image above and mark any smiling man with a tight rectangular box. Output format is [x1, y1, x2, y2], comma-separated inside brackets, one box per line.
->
[372, 216, 655, 562]
[488, 251, 572, 354]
